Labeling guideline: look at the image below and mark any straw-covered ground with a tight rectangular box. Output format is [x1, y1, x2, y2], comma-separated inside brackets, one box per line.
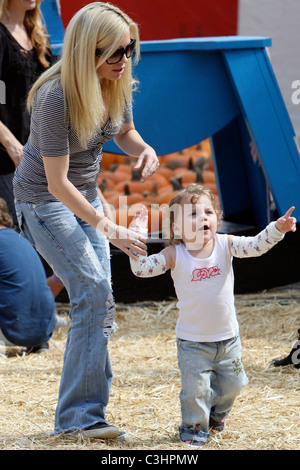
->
[0, 284, 299, 451]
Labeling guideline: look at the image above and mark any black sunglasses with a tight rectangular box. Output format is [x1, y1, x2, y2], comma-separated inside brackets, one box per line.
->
[96, 39, 136, 64]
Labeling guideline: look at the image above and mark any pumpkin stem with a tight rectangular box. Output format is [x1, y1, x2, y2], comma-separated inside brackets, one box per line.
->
[195, 168, 204, 183]
[170, 177, 183, 190]
[188, 157, 194, 170]
[99, 177, 109, 192]
[131, 167, 142, 181]
[193, 156, 210, 183]
[166, 160, 185, 170]
[150, 181, 159, 196]
[124, 184, 131, 196]
[194, 156, 209, 171]
[108, 163, 118, 172]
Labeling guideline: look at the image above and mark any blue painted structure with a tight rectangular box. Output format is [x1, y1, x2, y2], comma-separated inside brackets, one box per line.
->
[41, 0, 64, 56]
[41, 3, 300, 231]
[104, 37, 300, 230]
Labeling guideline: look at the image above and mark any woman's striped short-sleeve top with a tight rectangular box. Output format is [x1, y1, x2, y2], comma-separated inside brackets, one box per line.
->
[13, 79, 132, 203]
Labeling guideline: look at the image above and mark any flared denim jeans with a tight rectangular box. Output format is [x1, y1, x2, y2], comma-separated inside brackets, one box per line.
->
[177, 335, 248, 444]
[15, 198, 116, 433]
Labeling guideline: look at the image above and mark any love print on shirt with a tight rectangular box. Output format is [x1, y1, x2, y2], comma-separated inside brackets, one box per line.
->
[191, 265, 221, 281]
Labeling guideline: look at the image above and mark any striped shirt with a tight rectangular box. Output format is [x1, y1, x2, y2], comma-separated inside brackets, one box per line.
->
[13, 79, 133, 203]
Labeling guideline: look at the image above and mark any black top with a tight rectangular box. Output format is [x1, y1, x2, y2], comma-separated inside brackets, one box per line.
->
[0, 22, 51, 174]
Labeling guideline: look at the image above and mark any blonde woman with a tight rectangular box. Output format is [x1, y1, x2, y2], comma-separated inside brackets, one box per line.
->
[0, 0, 51, 225]
[14, 2, 159, 439]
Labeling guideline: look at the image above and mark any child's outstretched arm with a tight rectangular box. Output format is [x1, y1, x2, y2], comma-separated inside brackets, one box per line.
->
[130, 247, 174, 277]
[229, 206, 296, 258]
[129, 205, 175, 277]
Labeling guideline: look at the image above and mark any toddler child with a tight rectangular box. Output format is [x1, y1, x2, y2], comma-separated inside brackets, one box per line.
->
[129, 184, 296, 447]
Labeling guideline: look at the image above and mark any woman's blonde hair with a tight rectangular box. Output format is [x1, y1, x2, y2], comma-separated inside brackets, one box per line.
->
[0, 198, 13, 228]
[166, 183, 223, 246]
[0, 0, 51, 67]
[27, 2, 140, 148]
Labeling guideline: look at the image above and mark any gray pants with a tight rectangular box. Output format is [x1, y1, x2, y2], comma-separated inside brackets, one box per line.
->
[177, 335, 248, 443]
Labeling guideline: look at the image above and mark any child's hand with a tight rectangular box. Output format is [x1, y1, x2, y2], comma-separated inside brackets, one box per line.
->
[275, 206, 297, 233]
[129, 204, 149, 232]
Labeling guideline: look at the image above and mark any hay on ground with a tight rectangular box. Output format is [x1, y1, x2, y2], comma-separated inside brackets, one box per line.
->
[0, 284, 299, 450]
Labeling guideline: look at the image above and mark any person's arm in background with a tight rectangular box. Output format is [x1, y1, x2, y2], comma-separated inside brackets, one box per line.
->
[0, 121, 23, 168]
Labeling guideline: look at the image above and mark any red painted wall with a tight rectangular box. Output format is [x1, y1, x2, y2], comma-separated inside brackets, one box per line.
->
[59, 0, 238, 39]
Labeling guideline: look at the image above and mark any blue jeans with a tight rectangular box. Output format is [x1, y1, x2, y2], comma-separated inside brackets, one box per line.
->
[176, 335, 248, 443]
[15, 198, 116, 433]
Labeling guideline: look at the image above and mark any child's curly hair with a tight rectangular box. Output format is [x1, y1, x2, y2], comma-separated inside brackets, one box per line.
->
[0, 198, 13, 228]
[164, 184, 222, 246]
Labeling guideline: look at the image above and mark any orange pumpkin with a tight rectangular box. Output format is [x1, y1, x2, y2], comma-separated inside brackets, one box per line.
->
[172, 168, 197, 186]
[160, 150, 190, 168]
[100, 139, 218, 235]
[98, 170, 129, 188]
[123, 184, 147, 206]
[101, 152, 119, 170]
[153, 191, 181, 206]
[114, 201, 164, 234]
[114, 179, 154, 194]
[155, 166, 174, 180]
[202, 182, 218, 195]
[115, 154, 135, 165]
[147, 172, 170, 189]
[113, 162, 132, 175]
[200, 138, 211, 153]
[104, 191, 124, 208]
[143, 181, 177, 205]
[202, 170, 216, 184]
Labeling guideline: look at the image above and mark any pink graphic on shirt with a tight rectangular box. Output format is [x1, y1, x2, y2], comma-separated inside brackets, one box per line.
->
[191, 266, 221, 281]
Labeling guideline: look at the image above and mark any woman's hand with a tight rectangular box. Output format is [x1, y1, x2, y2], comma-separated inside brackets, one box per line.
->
[133, 147, 160, 182]
[114, 122, 159, 182]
